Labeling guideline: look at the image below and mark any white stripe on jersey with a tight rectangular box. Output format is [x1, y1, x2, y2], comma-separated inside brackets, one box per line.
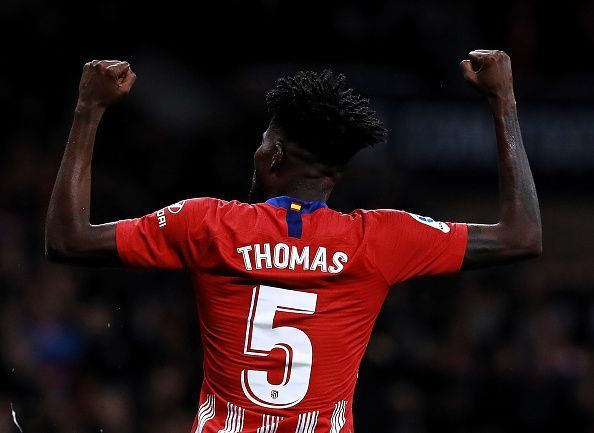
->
[256, 414, 284, 433]
[218, 402, 245, 433]
[295, 410, 319, 433]
[196, 394, 216, 433]
[329, 401, 347, 433]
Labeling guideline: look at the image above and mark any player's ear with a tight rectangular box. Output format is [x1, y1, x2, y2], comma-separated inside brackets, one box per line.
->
[270, 142, 286, 171]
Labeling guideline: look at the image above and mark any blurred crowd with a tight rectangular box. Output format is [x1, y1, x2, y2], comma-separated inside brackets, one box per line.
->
[1, 154, 593, 433]
[2, 0, 594, 432]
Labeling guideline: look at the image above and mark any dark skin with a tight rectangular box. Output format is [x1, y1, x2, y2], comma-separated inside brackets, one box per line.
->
[459, 50, 542, 267]
[45, 50, 542, 269]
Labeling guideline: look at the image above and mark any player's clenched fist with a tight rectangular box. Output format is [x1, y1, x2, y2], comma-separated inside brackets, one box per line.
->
[460, 50, 514, 100]
[77, 60, 136, 109]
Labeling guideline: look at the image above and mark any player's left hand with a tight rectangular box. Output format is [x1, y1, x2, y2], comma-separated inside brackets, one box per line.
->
[77, 60, 136, 109]
[459, 50, 514, 100]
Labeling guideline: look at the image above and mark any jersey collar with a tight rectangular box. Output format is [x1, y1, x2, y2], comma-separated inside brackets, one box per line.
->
[265, 196, 328, 214]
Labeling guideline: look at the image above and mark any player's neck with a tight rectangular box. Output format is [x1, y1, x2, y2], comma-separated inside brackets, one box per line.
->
[272, 181, 333, 203]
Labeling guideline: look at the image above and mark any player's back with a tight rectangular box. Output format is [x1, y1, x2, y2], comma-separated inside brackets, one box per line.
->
[193, 196, 387, 433]
[116, 195, 467, 433]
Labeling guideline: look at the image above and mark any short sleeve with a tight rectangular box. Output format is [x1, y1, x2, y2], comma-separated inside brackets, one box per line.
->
[116, 198, 215, 269]
[364, 209, 468, 286]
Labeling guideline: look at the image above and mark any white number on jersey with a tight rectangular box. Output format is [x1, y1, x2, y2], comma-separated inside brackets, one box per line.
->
[241, 285, 317, 408]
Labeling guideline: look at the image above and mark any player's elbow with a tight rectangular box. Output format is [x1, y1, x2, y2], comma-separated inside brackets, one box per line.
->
[45, 218, 69, 262]
[504, 224, 543, 260]
[44, 232, 86, 263]
[45, 244, 64, 262]
[45, 237, 74, 262]
[528, 230, 543, 258]
[514, 238, 542, 260]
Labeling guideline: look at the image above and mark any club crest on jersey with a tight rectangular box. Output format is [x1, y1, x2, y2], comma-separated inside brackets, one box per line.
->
[157, 200, 186, 228]
[408, 212, 450, 233]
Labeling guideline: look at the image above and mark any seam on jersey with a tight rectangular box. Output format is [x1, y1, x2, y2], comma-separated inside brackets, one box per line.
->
[360, 211, 394, 292]
[186, 198, 217, 269]
[364, 240, 393, 292]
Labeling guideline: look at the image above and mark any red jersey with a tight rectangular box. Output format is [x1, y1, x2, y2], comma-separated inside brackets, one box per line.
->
[116, 196, 467, 433]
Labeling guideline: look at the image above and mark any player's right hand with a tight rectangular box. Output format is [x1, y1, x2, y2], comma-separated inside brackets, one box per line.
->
[77, 60, 136, 109]
[459, 50, 514, 100]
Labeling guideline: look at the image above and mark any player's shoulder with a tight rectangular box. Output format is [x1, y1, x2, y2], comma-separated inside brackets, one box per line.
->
[303, 207, 406, 235]
[183, 197, 277, 221]
[354, 207, 455, 235]
[342, 207, 408, 223]
[337, 208, 419, 237]
[182, 197, 251, 210]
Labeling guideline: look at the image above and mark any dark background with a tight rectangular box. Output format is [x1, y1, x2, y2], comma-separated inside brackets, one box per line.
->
[1, 1, 594, 432]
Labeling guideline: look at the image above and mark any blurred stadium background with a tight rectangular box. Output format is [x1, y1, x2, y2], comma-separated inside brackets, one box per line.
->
[1, 1, 594, 432]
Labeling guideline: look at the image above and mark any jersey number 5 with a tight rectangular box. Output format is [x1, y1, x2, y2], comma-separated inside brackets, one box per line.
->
[241, 285, 318, 409]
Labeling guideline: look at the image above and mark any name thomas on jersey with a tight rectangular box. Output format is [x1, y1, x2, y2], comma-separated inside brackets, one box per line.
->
[236, 243, 348, 274]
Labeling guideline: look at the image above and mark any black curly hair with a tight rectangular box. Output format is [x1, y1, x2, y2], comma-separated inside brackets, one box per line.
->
[266, 69, 388, 165]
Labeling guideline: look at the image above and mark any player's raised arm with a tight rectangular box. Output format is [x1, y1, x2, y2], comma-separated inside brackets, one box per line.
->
[45, 60, 136, 265]
[459, 50, 542, 269]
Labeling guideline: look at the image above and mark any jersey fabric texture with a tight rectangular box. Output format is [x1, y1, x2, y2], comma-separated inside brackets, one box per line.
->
[116, 196, 468, 433]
